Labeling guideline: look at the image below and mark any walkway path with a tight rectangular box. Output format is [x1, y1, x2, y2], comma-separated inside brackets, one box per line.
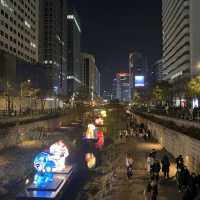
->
[100, 135, 182, 200]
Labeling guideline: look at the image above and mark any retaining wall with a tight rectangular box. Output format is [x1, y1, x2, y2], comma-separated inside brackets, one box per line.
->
[0, 115, 77, 151]
[134, 113, 200, 173]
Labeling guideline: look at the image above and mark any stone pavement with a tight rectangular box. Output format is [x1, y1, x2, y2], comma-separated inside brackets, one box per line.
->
[102, 135, 182, 200]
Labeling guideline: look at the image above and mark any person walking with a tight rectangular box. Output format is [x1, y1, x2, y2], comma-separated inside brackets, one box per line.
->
[125, 129, 129, 142]
[144, 182, 151, 200]
[119, 130, 123, 141]
[147, 129, 151, 140]
[126, 153, 133, 179]
[176, 155, 184, 170]
[161, 155, 170, 179]
[147, 154, 154, 176]
[152, 160, 161, 181]
[150, 178, 158, 200]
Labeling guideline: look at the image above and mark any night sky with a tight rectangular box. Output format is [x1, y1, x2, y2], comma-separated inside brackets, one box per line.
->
[70, 0, 162, 92]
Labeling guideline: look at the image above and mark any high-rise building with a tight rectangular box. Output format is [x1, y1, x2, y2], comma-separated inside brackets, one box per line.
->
[95, 67, 101, 97]
[102, 90, 112, 102]
[38, 0, 68, 94]
[149, 59, 164, 84]
[81, 53, 101, 96]
[112, 78, 117, 99]
[129, 52, 147, 98]
[162, 0, 200, 83]
[116, 73, 130, 102]
[67, 8, 81, 95]
[0, 0, 39, 63]
[0, 0, 39, 83]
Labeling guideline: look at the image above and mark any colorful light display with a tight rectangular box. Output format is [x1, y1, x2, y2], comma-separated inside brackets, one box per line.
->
[95, 117, 104, 126]
[33, 141, 69, 185]
[95, 130, 104, 149]
[49, 140, 69, 171]
[33, 152, 55, 185]
[85, 123, 97, 139]
[100, 110, 107, 118]
[85, 153, 96, 169]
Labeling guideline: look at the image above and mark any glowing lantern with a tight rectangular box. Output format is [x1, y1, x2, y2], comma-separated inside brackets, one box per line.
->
[33, 152, 55, 185]
[49, 140, 69, 171]
[101, 110, 107, 118]
[96, 131, 104, 149]
[85, 153, 96, 169]
[85, 124, 96, 139]
[95, 117, 104, 126]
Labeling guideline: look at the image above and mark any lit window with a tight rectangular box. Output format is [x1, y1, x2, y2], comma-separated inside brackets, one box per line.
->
[24, 20, 31, 29]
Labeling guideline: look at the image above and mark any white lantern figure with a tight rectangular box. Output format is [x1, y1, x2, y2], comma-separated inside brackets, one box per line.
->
[49, 140, 69, 171]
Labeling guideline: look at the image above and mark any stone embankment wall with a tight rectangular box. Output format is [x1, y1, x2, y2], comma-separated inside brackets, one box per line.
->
[148, 113, 200, 129]
[134, 113, 200, 173]
[0, 115, 75, 151]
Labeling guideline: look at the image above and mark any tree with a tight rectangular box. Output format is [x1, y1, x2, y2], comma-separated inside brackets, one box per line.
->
[4, 81, 16, 113]
[76, 86, 91, 103]
[20, 80, 39, 112]
[188, 75, 200, 97]
[151, 82, 171, 105]
[132, 91, 142, 106]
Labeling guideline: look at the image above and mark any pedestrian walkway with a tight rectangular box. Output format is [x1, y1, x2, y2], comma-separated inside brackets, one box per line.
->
[105, 136, 182, 200]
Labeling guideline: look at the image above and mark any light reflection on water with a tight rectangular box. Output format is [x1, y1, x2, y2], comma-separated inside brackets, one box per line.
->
[85, 153, 96, 169]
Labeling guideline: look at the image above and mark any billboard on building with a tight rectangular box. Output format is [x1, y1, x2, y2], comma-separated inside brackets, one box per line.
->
[135, 76, 144, 87]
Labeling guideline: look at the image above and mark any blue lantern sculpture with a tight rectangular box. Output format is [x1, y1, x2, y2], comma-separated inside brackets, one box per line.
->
[33, 152, 56, 186]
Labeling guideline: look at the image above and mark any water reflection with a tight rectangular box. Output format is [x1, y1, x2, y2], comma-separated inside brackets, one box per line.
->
[85, 153, 96, 169]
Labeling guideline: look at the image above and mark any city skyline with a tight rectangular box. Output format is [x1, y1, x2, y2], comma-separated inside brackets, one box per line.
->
[71, 0, 162, 91]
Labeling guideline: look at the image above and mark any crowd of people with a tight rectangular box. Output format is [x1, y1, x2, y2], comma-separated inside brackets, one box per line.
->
[123, 111, 200, 199]
[119, 122, 151, 143]
[175, 155, 200, 199]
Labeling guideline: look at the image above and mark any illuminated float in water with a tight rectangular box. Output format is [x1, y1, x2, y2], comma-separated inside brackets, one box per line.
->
[84, 123, 97, 140]
[33, 152, 55, 185]
[17, 141, 73, 200]
[100, 110, 107, 118]
[33, 141, 70, 185]
[49, 140, 69, 172]
[95, 117, 104, 126]
[95, 130, 104, 149]
[85, 153, 96, 169]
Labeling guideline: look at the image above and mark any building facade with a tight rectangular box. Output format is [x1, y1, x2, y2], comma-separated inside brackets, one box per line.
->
[67, 8, 81, 95]
[162, 0, 200, 107]
[0, 0, 39, 63]
[0, 0, 39, 85]
[112, 78, 117, 100]
[116, 73, 130, 102]
[81, 53, 101, 96]
[149, 59, 164, 84]
[129, 51, 147, 99]
[38, 0, 68, 94]
[102, 90, 112, 103]
[162, 0, 200, 82]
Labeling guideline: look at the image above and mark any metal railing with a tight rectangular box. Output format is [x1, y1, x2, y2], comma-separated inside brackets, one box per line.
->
[133, 106, 200, 122]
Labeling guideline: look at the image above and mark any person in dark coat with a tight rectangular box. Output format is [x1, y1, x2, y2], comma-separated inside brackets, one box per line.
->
[161, 155, 170, 179]
[188, 173, 197, 198]
[150, 177, 158, 200]
[182, 186, 194, 200]
[176, 166, 190, 192]
[176, 155, 184, 169]
[152, 160, 161, 181]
